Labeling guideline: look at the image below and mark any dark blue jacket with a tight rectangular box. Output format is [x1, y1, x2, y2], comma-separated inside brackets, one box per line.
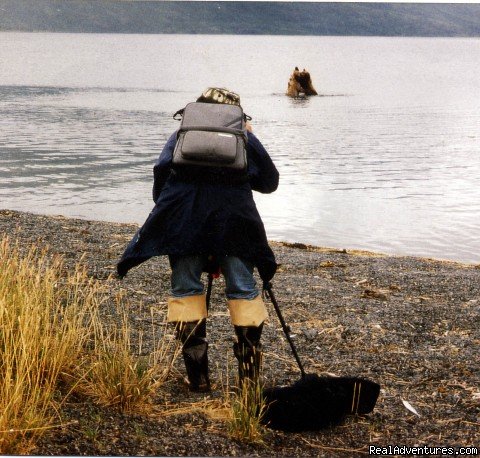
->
[117, 131, 279, 283]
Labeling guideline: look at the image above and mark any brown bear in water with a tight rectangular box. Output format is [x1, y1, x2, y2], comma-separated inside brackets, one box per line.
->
[286, 67, 318, 97]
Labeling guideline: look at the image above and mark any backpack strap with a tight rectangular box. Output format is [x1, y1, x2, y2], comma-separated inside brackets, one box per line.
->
[173, 108, 184, 120]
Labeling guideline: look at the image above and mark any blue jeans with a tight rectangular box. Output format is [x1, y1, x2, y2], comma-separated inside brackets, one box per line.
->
[169, 255, 258, 300]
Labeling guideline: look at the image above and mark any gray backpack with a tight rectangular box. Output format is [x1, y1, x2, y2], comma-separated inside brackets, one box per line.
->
[172, 102, 248, 173]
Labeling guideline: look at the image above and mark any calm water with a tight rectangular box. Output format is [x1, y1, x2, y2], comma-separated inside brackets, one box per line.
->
[1, 32, 480, 263]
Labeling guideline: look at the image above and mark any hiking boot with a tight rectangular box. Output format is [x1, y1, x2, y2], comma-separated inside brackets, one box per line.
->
[233, 323, 263, 386]
[176, 320, 211, 393]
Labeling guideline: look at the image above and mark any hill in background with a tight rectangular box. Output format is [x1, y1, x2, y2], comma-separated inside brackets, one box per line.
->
[1, 1, 480, 36]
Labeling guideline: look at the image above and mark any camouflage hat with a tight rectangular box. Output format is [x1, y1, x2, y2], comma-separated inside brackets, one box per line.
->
[197, 87, 241, 106]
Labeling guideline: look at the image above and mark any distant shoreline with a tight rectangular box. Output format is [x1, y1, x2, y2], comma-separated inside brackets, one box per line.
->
[1, 208, 477, 269]
[2, 1, 480, 37]
[3, 30, 480, 39]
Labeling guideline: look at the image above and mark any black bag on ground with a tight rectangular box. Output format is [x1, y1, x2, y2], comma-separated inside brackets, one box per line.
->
[172, 102, 248, 174]
[261, 285, 381, 432]
[262, 374, 380, 432]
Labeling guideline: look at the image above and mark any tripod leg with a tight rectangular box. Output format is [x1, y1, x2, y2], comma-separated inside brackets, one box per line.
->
[264, 285, 306, 379]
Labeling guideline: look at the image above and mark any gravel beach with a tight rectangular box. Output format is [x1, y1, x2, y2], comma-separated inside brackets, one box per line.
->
[1, 209, 479, 456]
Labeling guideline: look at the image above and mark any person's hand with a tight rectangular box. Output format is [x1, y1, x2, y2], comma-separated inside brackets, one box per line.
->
[246, 121, 253, 132]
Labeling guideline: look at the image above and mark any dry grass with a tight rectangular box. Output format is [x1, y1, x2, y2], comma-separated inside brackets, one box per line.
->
[159, 398, 230, 422]
[78, 303, 179, 412]
[0, 236, 179, 453]
[0, 237, 101, 454]
[227, 379, 268, 445]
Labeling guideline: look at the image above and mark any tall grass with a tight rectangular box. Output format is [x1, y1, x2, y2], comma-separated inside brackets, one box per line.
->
[228, 378, 268, 445]
[79, 305, 179, 412]
[0, 237, 101, 454]
[0, 236, 177, 454]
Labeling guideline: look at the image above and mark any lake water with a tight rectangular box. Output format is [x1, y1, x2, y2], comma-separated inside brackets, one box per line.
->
[1, 32, 480, 263]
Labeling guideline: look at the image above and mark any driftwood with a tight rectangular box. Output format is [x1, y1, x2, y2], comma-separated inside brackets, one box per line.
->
[286, 67, 318, 97]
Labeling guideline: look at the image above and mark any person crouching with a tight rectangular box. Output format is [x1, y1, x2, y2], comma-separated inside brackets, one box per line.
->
[117, 87, 279, 392]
